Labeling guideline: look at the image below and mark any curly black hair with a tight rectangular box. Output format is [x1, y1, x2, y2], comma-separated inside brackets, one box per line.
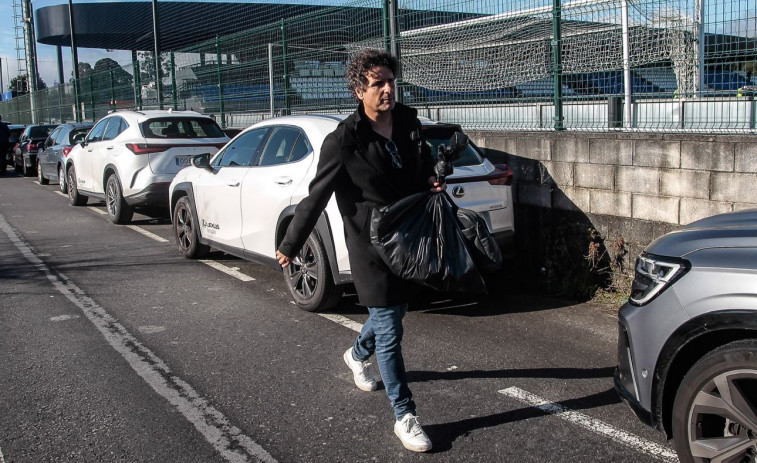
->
[345, 49, 398, 100]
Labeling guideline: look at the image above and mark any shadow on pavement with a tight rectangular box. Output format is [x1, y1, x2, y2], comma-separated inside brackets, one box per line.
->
[423, 387, 621, 453]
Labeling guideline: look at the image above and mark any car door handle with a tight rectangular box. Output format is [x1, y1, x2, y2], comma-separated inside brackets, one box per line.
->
[274, 176, 293, 185]
[106, 146, 115, 150]
[227, 180, 240, 187]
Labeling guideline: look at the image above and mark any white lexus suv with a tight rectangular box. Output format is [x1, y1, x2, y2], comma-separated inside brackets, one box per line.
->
[65, 110, 229, 224]
[169, 114, 514, 311]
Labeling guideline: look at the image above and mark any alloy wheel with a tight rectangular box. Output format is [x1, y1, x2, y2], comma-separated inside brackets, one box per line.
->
[175, 203, 194, 253]
[287, 241, 319, 300]
[686, 369, 757, 462]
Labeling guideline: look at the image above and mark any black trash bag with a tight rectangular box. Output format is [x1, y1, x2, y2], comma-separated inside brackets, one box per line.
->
[456, 208, 503, 273]
[370, 191, 488, 294]
[434, 131, 468, 184]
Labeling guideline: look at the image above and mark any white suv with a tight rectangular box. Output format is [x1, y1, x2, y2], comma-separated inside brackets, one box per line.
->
[66, 110, 229, 224]
[169, 114, 514, 311]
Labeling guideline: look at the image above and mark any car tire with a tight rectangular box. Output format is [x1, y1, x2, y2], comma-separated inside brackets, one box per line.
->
[172, 196, 209, 259]
[283, 231, 341, 312]
[105, 174, 134, 224]
[58, 165, 67, 194]
[671, 338, 757, 463]
[23, 157, 35, 176]
[37, 161, 49, 184]
[67, 165, 88, 206]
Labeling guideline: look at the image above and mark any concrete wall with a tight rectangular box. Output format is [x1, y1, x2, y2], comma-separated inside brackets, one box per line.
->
[468, 130, 757, 295]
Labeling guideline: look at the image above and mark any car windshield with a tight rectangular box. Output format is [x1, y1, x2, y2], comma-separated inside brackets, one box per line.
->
[141, 118, 225, 139]
[423, 127, 483, 167]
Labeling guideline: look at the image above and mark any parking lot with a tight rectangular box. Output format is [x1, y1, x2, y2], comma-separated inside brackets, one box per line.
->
[0, 172, 677, 462]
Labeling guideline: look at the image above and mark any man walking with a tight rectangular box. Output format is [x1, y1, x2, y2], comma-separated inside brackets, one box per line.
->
[276, 49, 442, 452]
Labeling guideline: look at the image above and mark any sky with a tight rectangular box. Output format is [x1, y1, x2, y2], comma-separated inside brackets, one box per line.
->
[0, 0, 135, 91]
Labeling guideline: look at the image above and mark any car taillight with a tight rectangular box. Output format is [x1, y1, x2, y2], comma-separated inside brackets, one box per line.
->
[125, 143, 167, 154]
[446, 163, 514, 186]
[28, 142, 38, 151]
[488, 164, 513, 186]
[63, 146, 73, 157]
[126, 143, 225, 154]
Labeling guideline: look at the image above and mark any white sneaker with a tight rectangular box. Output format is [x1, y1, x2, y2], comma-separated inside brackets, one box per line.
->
[343, 347, 377, 392]
[394, 413, 432, 452]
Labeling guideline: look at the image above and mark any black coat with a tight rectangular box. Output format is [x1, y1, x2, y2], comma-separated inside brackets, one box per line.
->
[278, 103, 434, 306]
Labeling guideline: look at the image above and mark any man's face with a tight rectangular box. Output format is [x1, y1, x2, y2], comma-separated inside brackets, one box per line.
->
[356, 65, 395, 114]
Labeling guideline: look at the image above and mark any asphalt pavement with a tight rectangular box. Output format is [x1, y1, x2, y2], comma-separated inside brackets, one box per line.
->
[0, 171, 677, 462]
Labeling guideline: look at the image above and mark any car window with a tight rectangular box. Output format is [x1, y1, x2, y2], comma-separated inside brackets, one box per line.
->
[102, 117, 126, 141]
[289, 133, 312, 163]
[258, 126, 305, 167]
[47, 127, 62, 146]
[68, 127, 90, 145]
[142, 118, 225, 139]
[215, 128, 267, 167]
[86, 119, 109, 142]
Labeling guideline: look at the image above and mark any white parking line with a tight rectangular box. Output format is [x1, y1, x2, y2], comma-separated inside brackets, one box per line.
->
[499, 387, 678, 462]
[126, 225, 169, 243]
[0, 212, 276, 463]
[54, 191, 66, 197]
[87, 206, 107, 215]
[199, 260, 255, 281]
[317, 313, 363, 333]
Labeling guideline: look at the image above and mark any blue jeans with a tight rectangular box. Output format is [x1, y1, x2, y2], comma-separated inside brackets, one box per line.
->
[352, 303, 415, 420]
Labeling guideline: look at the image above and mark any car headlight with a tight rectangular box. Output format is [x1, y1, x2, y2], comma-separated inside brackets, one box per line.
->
[629, 253, 689, 306]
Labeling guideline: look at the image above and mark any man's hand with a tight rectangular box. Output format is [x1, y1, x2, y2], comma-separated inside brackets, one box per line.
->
[276, 250, 291, 268]
[428, 176, 446, 193]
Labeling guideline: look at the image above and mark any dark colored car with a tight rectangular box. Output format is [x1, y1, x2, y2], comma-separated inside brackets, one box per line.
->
[13, 124, 58, 176]
[1, 124, 25, 173]
[37, 122, 94, 192]
[614, 208, 757, 462]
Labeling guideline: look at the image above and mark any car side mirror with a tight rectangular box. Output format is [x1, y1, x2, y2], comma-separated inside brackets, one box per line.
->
[192, 152, 213, 170]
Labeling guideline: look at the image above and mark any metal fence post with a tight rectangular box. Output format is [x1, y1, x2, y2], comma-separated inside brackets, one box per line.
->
[382, 0, 390, 52]
[388, 0, 402, 104]
[68, 0, 81, 122]
[268, 43, 275, 117]
[134, 59, 142, 110]
[216, 36, 225, 127]
[170, 50, 177, 110]
[281, 19, 290, 116]
[621, 0, 632, 128]
[89, 75, 95, 120]
[152, 0, 163, 109]
[109, 69, 116, 111]
[552, 0, 564, 131]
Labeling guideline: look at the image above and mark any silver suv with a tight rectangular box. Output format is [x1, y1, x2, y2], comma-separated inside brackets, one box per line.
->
[614, 208, 757, 462]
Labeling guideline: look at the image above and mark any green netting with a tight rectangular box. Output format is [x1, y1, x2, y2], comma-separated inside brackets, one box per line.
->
[2, 0, 755, 132]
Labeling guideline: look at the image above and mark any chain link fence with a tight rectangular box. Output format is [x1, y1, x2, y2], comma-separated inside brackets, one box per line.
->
[2, 0, 756, 132]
